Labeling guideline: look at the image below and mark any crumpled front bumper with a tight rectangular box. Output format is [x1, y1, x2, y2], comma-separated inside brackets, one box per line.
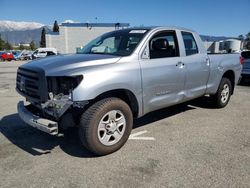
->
[17, 101, 58, 135]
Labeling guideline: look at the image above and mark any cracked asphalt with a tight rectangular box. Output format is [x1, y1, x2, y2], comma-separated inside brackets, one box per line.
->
[0, 61, 250, 187]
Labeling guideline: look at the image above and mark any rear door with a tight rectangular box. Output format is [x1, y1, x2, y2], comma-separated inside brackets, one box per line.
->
[139, 30, 186, 114]
[180, 31, 210, 99]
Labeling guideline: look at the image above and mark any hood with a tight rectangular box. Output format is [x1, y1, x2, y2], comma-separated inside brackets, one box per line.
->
[22, 54, 121, 76]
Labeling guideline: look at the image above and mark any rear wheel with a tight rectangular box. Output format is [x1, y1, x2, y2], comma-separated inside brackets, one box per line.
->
[211, 78, 232, 108]
[78, 97, 133, 155]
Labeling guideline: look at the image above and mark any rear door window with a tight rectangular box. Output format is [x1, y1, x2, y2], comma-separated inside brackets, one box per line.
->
[181, 32, 199, 56]
[47, 51, 56, 56]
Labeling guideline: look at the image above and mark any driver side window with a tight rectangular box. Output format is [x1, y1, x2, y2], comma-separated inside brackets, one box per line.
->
[149, 31, 179, 59]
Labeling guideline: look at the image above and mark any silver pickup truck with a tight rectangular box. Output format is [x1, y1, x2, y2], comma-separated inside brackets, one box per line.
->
[16, 27, 242, 155]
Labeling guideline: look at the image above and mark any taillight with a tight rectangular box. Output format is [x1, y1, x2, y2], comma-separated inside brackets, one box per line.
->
[240, 56, 244, 65]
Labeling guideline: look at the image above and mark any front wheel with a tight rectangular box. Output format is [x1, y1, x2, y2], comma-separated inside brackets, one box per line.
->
[79, 97, 133, 155]
[210, 78, 232, 108]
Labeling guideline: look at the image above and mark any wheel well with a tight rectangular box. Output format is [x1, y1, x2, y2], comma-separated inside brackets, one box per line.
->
[222, 70, 235, 94]
[87, 89, 139, 118]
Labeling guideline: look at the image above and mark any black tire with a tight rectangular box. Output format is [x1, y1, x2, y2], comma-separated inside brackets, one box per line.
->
[211, 77, 232, 108]
[79, 97, 133, 155]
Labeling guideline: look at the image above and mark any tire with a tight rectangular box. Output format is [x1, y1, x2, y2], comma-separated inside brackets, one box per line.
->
[211, 78, 232, 108]
[79, 97, 133, 155]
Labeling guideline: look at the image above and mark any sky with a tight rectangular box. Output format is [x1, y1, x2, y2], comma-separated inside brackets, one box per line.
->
[1, 0, 250, 37]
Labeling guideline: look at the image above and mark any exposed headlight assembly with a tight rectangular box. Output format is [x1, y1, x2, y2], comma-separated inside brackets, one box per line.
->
[47, 75, 83, 95]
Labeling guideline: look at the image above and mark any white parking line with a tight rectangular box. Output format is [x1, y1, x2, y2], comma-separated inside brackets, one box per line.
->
[129, 130, 155, 141]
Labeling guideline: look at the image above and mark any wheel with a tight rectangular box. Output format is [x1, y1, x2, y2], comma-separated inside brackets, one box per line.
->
[79, 97, 133, 155]
[211, 78, 232, 108]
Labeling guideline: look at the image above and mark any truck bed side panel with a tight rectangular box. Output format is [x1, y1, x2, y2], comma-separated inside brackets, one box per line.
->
[206, 53, 241, 94]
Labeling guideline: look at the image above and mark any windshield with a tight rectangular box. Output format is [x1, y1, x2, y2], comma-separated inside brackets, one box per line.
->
[79, 29, 149, 56]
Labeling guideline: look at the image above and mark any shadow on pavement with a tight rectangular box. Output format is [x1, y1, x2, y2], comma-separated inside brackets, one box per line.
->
[238, 78, 250, 86]
[0, 97, 215, 158]
[0, 114, 95, 158]
[134, 103, 196, 128]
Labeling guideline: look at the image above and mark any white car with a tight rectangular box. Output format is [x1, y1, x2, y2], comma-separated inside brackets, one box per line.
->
[32, 48, 57, 59]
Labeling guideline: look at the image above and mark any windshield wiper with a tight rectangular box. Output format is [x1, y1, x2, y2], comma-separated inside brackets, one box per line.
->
[87, 52, 121, 56]
[90, 52, 108, 55]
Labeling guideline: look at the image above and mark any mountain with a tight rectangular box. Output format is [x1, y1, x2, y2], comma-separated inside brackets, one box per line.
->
[0, 27, 51, 46]
[200, 35, 237, 42]
[0, 20, 49, 45]
[0, 20, 44, 32]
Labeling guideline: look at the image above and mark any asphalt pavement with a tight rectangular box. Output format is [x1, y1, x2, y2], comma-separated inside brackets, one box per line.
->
[0, 61, 250, 188]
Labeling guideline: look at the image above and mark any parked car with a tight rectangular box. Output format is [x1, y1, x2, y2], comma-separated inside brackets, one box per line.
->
[12, 51, 21, 60]
[240, 50, 250, 81]
[32, 48, 57, 59]
[16, 27, 242, 155]
[0, 52, 14, 61]
[16, 50, 33, 61]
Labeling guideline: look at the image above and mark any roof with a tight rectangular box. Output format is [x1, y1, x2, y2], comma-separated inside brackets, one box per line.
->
[61, 22, 130, 28]
[120, 26, 196, 33]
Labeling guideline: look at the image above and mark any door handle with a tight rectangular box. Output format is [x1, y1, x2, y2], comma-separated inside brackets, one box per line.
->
[206, 58, 210, 66]
[176, 61, 185, 67]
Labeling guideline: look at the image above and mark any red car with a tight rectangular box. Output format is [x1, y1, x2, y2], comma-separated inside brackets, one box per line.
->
[0, 52, 14, 61]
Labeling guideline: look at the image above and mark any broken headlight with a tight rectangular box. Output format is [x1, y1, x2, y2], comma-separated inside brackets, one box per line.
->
[47, 75, 83, 95]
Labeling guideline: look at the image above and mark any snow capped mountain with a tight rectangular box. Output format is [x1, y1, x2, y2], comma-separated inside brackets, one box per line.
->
[63, 20, 76, 23]
[0, 20, 45, 32]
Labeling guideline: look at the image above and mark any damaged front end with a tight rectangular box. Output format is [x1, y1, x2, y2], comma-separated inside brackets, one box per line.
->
[16, 68, 86, 135]
[43, 75, 84, 120]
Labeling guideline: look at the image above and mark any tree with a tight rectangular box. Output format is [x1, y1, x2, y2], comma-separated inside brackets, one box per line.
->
[40, 27, 46, 47]
[4, 42, 12, 50]
[19, 44, 25, 50]
[0, 34, 5, 50]
[53, 20, 59, 32]
[246, 32, 250, 40]
[238, 34, 244, 41]
[30, 41, 36, 50]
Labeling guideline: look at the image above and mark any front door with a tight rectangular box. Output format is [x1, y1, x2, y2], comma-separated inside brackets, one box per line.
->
[139, 30, 186, 114]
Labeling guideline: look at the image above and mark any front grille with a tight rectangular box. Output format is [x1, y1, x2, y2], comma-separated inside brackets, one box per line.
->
[16, 67, 48, 102]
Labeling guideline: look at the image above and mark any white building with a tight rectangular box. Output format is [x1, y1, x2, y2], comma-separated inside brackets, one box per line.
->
[223, 39, 242, 53]
[203, 39, 243, 53]
[46, 22, 129, 54]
